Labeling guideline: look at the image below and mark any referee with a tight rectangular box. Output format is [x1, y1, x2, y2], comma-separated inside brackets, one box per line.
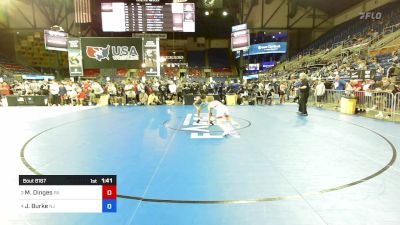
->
[297, 73, 310, 116]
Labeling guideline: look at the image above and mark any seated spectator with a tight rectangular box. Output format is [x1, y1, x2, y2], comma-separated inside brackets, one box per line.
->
[165, 93, 175, 105]
[138, 90, 148, 105]
[147, 92, 161, 105]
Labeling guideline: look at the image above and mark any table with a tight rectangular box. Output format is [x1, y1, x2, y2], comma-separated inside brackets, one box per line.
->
[6, 95, 48, 106]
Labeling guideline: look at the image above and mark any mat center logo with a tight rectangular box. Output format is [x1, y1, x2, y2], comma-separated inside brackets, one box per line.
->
[181, 113, 222, 139]
[181, 113, 241, 139]
[86, 45, 139, 62]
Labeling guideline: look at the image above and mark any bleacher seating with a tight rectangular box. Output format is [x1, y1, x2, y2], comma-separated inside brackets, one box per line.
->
[15, 32, 68, 69]
[187, 68, 202, 77]
[208, 48, 230, 69]
[298, 1, 400, 56]
[164, 68, 179, 77]
[188, 51, 205, 68]
[0, 54, 36, 75]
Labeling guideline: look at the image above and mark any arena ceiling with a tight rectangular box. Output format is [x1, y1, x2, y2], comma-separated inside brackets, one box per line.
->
[298, 0, 365, 16]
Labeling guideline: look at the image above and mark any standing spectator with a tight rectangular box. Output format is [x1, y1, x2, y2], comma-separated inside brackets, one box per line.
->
[292, 79, 301, 103]
[124, 80, 135, 105]
[298, 73, 310, 116]
[168, 81, 177, 99]
[23, 81, 32, 95]
[375, 77, 397, 118]
[58, 83, 67, 105]
[40, 81, 49, 96]
[334, 75, 346, 90]
[30, 80, 40, 95]
[176, 82, 183, 103]
[92, 81, 104, 104]
[49, 81, 60, 106]
[334, 75, 346, 106]
[1, 82, 11, 106]
[256, 88, 264, 104]
[279, 82, 287, 104]
[152, 79, 160, 95]
[314, 80, 326, 107]
[1, 82, 10, 96]
[66, 82, 77, 106]
[158, 81, 167, 103]
[76, 86, 85, 106]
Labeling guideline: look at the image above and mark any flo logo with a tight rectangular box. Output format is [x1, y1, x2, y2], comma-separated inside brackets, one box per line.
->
[86, 45, 110, 61]
[86, 45, 139, 61]
[174, 113, 246, 139]
[359, 12, 382, 20]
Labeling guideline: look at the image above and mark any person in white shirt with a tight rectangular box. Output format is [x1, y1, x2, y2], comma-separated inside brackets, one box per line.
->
[168, 81, 177, 95]
[49, 81, 60, 106]
[314, 80, 326, 107]
[124, 81, 135, 105]
[66, 82, 77, 105]
[107, 82, 117, 105]
[206, 96, 239, 138]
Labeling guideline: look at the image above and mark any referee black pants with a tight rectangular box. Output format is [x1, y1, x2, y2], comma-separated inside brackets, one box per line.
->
[298, 94, 309, 114]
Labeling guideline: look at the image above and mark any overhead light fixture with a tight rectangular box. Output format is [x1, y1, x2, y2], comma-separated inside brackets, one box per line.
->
[222, 11, 228, 16]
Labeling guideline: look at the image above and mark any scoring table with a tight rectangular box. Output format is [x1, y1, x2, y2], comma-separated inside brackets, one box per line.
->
[19, 175, 117, 213]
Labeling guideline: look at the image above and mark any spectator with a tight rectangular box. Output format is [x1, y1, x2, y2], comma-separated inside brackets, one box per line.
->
[59, 83, 67, 105]
[334, 75, 346, 91]
[49, 81, 60, 106]
[138, 90, 148, 105]
[168, 81, 177, 97]
[107, 82, 117, 105]
[279, 82, 287, 104]
[147, 92, 161, 105]
[314, 80, 326, 107]
[1, 82, 10, 96]
[297, 73, 310, 116]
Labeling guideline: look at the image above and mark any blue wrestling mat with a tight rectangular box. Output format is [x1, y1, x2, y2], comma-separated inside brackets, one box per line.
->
[10, 105, 400, 225]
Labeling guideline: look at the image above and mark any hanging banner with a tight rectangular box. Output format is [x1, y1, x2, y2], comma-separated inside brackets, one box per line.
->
[143, 37, 160, 76]
[81, 38, 142, 69]
[235, 42, 288, 58]
[44, 30, 68, 52]
[67, 38, 83, 77]
[231, 29, 250, 52]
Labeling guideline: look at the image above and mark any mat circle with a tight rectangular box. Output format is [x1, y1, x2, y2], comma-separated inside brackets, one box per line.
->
[20, 111, 397, 204]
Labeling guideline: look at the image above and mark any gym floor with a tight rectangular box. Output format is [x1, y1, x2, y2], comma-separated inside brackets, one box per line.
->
[1, 104, 399, 225]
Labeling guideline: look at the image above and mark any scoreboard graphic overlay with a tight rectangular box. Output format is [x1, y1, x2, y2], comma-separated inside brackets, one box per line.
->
[19, 175, 117, 213]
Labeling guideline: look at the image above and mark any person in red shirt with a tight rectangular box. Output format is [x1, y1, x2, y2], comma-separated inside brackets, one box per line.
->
[1, 82, 11, 96]
[351, 79, 365, 112]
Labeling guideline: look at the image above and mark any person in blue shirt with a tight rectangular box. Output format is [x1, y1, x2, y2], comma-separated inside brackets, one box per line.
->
[334, 75, 347, 90]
